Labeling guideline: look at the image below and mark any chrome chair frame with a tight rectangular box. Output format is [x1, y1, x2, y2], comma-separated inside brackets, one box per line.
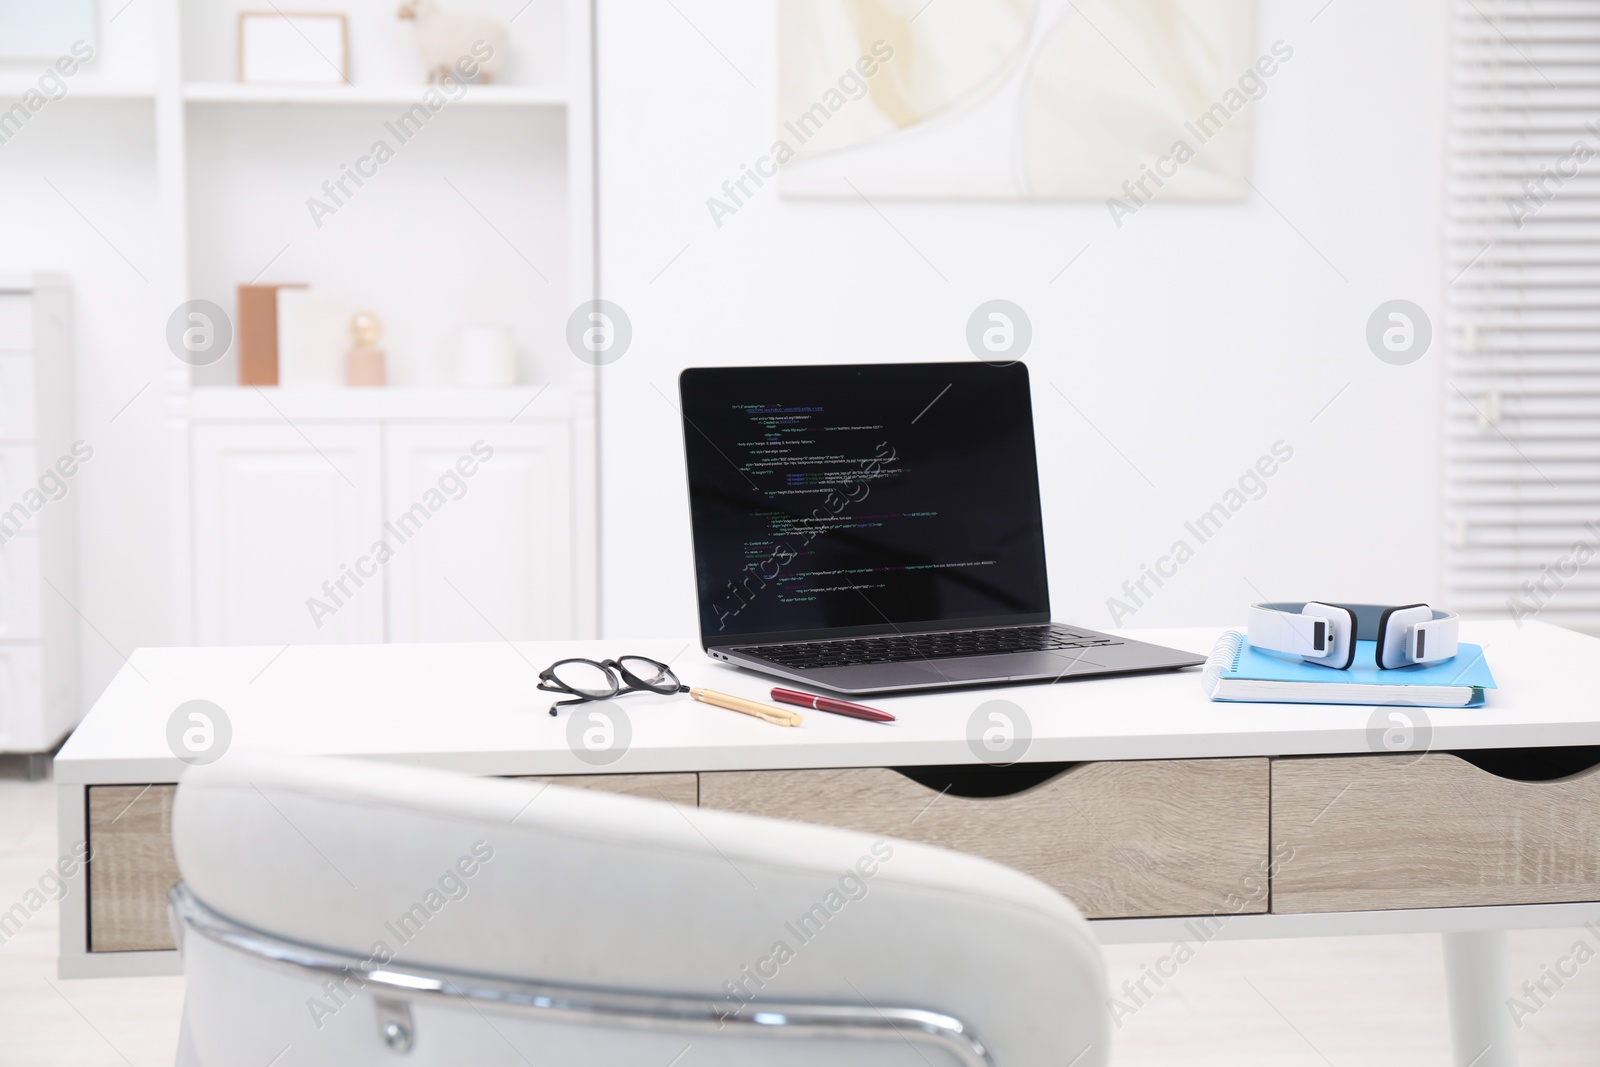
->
[169, 883, 994, 1066]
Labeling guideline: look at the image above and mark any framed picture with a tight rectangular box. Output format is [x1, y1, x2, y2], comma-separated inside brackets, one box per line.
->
[238, 11, 348, 85]
[777, 0, 1255, 202]
[0, 0, 97, 60]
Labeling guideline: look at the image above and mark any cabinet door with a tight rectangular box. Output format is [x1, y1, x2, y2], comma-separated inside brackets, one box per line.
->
[192, 423, 384, 645]
[384, 422, 573, 643]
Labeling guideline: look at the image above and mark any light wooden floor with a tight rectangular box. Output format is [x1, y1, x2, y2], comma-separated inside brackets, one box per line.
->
[4, 774, 1598, 1065]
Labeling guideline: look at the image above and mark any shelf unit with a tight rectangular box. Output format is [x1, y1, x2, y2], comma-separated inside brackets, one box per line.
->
[187, 384, 571, 422]
[181, 82, 566, 106]
[143, 0, 599, 642]
[0, 0, 597, 683]
[0, 80, 155, 99]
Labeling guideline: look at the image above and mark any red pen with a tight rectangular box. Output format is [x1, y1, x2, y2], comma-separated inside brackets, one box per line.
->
[771, 687, 896, 723]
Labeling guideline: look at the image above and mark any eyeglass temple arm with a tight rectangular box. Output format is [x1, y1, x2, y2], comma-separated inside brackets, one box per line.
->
[547, 694, 596, 718]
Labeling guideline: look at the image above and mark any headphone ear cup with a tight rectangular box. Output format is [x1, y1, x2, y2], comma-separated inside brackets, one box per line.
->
[1375, 603, 1431, 669]
[1301, 602, 1357, 670]
[1375, 607, 1397, 669]
[1331, 604, 1356, 669]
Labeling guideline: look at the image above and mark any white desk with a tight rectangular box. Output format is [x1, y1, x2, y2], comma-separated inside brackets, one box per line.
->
[55, 621, 1600, 1067]
[56, 621, 1600, 776]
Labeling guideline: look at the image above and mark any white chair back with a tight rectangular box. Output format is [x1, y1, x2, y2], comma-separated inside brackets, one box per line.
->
[170, 752, 1109, 1066]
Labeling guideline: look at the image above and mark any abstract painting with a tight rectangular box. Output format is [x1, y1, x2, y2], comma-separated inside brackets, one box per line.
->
[778, 0, 1262, 203]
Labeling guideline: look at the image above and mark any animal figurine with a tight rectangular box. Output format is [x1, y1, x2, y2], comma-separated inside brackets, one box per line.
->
[396, 0, 508, 85]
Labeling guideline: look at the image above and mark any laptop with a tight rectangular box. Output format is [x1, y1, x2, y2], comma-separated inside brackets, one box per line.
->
[678, 361, 1204, 694]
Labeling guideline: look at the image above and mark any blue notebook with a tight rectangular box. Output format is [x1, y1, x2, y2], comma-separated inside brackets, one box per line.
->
[1202, 631, 1496, 707]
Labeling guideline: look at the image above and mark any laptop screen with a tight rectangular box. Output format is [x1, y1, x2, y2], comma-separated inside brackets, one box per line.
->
[680, 362, 1051, 644]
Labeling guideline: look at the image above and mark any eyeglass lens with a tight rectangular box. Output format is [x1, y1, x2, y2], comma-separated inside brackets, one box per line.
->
[617, 656, 680, 693]
[549, 660, 617, 698]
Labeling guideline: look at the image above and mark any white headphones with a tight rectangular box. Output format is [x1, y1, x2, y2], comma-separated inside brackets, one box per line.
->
[1247, 602, 1460, 670]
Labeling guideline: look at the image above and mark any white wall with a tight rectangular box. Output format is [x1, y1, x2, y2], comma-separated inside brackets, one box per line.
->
[0, 0, 1455, 716]
[597, 1, 1451, 640]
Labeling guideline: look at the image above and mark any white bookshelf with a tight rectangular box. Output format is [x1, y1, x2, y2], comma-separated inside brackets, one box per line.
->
[0, 79, 155, 99]
[145, 0, 599, 643]
[0, 0, 597, 673]
[187, 384, 573, 421]
[181, 81, 567, 106]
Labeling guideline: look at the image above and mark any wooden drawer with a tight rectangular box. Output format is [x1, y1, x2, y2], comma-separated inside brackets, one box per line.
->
[1272, 753, 1600, 913]
[701, 759, 1270, 919]
[85, 773, 698, 952]
[88, 784, 180, 952]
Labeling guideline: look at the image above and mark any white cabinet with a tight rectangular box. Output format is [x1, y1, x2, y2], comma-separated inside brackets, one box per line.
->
[158, 1, 596, 651]
[188, 391, 585, 647]
[384, 422, 573, 643]
[191, 423, 385, 646]
[0, 275, 79, 754]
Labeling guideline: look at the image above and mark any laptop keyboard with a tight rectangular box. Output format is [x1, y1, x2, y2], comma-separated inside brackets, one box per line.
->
[732, 624, 1124, 670]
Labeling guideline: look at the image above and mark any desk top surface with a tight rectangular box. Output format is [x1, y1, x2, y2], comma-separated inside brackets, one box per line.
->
[54, 621, 1599, 784]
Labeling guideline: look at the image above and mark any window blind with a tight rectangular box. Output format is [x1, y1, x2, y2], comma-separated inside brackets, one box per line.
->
[1445, 0, 1600, 632]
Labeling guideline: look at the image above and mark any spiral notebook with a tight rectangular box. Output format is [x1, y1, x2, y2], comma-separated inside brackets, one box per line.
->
[1201, 630, 1495, 707]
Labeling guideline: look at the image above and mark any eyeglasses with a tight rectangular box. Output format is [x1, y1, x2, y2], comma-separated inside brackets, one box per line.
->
[539, 655, 687, 717]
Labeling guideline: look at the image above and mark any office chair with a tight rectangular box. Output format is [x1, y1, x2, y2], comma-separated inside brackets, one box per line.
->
[168, 752, 1109, 1066]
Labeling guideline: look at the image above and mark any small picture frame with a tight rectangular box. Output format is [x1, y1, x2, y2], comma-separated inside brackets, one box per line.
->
[238, 11, 348, 85]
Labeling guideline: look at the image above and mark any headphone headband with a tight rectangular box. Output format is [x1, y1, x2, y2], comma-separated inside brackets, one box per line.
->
[1247, 601, 1459, 670]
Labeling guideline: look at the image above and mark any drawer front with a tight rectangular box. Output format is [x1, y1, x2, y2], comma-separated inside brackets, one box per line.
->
[702, 759, 1270, 920]
[84, 774, 697, 953]
[1272, 754, 1600, 913]
[513, 773, 698, 806]
[88, 784, 180, 952]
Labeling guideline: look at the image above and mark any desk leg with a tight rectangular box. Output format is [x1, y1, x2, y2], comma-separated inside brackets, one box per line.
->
[1443, 930, 1518, 1067]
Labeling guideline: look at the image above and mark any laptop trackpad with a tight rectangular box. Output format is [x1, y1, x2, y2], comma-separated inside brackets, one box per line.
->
[938, 656, 1031, 681]
[940, 651, 1115, 680]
